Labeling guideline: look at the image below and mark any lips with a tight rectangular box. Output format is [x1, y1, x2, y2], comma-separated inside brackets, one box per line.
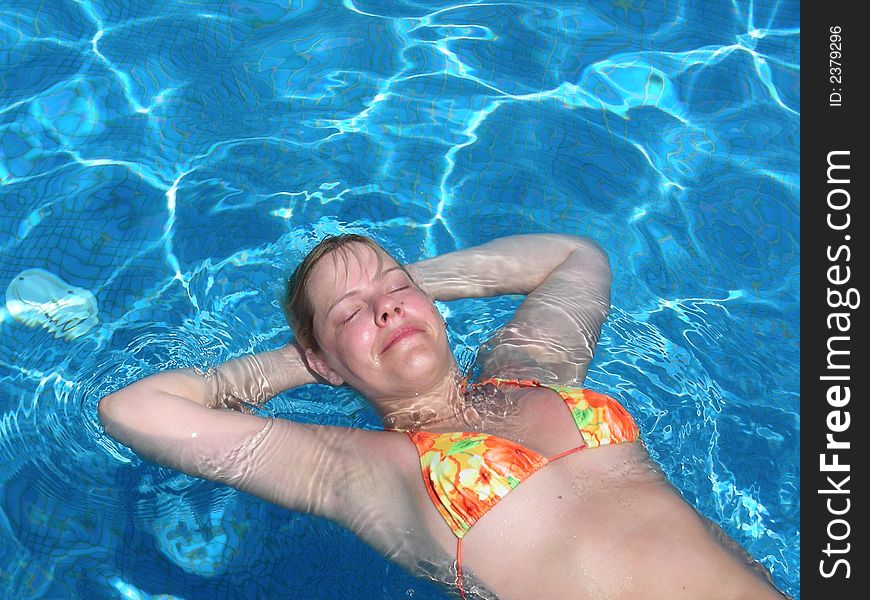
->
[382, 326, 423, 352]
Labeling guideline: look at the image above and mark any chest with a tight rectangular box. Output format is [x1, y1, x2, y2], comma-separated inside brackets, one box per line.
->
[469, 385, 586, 457]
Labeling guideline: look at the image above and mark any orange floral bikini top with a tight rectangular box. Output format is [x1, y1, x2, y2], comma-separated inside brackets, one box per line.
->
[389, 377, 641, 539]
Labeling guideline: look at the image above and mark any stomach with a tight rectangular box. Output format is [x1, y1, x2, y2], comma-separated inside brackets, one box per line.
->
[454, 443, 781, 600]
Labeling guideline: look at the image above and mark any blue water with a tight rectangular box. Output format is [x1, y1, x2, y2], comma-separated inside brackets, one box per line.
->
[0, 1, 799, 598]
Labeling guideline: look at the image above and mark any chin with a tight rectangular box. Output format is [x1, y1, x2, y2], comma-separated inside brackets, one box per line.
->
[384, 342, 437, 371]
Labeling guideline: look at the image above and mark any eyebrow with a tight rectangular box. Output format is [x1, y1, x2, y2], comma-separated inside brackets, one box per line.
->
[325, 266, 406, 318]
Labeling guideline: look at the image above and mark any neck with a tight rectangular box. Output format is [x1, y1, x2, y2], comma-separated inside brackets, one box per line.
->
[377, 365, 477, 431]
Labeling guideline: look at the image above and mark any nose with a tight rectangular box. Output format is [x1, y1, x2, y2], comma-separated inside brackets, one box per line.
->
[376, 295, 404, 324]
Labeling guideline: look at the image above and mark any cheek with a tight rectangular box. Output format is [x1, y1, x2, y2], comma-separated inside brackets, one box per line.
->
[405, 293, 436, 315]
[336, 321, 376, 354]
[426, 303, 442, 322]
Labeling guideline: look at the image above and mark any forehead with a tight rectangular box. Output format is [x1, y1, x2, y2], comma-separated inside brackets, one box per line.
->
[309, 243, 398, 294]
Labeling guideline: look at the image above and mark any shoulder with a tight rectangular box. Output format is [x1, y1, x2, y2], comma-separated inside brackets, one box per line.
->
[322, 428, 455, 559]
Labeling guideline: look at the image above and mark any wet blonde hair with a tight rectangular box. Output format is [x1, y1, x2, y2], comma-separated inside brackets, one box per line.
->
[283, 234, 411, 351]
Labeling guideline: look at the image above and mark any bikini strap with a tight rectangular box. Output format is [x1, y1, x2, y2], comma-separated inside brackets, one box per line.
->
[456, 537, 467, 599]
[475, 376, 542, 389]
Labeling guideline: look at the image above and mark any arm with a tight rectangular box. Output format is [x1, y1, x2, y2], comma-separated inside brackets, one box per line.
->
[406, 234, 589, 301]
[408, 234, 612, 385]
[193, 342, 322, 411]
[97, 343, 365, 518]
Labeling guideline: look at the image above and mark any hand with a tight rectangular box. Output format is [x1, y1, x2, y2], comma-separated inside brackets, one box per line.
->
[201, 361, 273, 414]
[215, 394, 259, 415]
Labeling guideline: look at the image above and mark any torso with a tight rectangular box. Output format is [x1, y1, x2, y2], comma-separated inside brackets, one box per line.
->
[361, 383, 784, 599]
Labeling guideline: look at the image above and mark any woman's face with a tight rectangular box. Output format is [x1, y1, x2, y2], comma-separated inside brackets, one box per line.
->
[305, 243, 453, 397]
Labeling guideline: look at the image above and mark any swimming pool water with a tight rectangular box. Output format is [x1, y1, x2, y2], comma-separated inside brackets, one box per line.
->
[0, 0, 799, 598]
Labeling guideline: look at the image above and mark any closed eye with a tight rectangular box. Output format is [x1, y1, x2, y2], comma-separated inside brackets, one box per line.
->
[340, 310, 360, 325]
[390, 286, 409, 293]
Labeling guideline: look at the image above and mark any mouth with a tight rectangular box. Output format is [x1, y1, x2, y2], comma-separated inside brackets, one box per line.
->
[382, 326, 423, 352]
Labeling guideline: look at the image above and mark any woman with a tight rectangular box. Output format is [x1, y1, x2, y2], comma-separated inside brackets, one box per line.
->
[99, 233, 785, 599]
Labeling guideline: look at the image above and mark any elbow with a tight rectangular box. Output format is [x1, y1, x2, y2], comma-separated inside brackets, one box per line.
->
[549, 233, 609, 260]
[567, 234, 607, 255]
[97, 392, 125, 436]
[566, 236, 611, 270]
[97, 394, 114, 431]
[587, 238, 612, 271]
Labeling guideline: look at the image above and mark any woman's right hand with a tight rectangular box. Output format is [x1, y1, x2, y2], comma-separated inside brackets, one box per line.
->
[206, 342, 324, 410]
